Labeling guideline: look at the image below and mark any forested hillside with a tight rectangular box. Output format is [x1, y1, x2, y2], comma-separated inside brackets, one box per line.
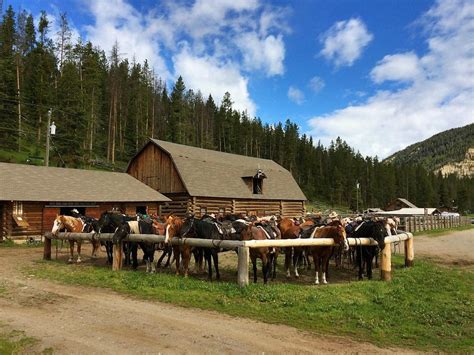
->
[0, 7, 473, 213]
[385, 124, 474, 172]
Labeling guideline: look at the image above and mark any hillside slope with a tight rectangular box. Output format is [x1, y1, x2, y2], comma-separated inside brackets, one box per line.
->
[384, 123, 474, 173]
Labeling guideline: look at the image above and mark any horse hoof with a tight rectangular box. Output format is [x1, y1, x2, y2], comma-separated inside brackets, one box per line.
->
[76, 258, 82, 263]
[315, 281, 319, 285]
[323, 280, 328, 285]
[68, 258, 73, 264]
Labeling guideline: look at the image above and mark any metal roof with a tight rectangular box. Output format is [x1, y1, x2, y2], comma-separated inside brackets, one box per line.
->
[377, 208, 440, 215]
[0, 162, 170, 203]
[136, 139, 307, 201]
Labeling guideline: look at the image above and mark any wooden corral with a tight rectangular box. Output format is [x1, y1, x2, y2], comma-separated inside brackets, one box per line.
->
[0, 163, 170, 240]
[127, 139, 307, 218]
[44, 231, 414, 286]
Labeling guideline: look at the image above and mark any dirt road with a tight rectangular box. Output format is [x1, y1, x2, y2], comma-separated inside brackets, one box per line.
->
[414, 229, 474, 266]
[0, 247, 408, 354]
[1, 229, 471, 353]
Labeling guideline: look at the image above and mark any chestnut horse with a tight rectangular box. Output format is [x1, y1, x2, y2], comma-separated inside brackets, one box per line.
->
[165, 215, 194, 277]
[51, 215, 100, 263]
[278, 217, 303, 278]
[308, 221, 349, 285]
[152, 219, 173, 268]
[241, 222, 276, 284]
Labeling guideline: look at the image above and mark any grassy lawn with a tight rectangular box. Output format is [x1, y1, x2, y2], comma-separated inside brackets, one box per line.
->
[413, 224, 474, 237]
[0, 325, 52, 355]
[27, 256, 473, 352]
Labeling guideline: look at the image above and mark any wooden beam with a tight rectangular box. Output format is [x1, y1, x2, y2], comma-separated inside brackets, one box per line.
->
[380, 243, 392, 281]
[404, 236, 414, 267]
[43, 236, 51, 260]
[237, 246, 249, 287]
[112, 242, 123, 271]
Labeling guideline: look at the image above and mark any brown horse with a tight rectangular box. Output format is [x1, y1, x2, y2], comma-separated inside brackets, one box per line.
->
[308, 221, 349, 285]
[51, 215, 100, 263]
[241, 223, 277, 284]
[278, 217, 303, 278]
[165, 215, 194, 277]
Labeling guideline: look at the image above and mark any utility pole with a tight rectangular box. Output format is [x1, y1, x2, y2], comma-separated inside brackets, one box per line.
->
[45, 109, 56, 166]
[356, 180, 360, 213]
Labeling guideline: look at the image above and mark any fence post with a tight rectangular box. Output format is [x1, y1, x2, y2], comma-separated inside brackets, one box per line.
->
[43, 236, 51, 260]
[404, 237, 414, 267]
[381, 242, 392, 281]
[237, 246, 249, 287]
[112, 242, 123, 271]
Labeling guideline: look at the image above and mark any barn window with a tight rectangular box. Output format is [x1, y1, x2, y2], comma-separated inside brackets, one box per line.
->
[13, 202, 23, 216]
[252, 169, 266, 194]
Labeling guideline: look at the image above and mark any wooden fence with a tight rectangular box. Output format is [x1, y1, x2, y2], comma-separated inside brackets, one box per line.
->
[43, 231, 414, 287]
[390, 215, 471, 233]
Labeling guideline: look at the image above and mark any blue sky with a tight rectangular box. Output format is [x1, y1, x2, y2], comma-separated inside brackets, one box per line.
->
[5, 0, 474, 158]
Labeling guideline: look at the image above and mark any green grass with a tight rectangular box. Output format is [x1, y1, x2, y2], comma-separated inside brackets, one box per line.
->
[28, 256, 473, 352]
[0, 326, 44, 355]
[0, 239, 44, 248]
[413, 224, 474, 237]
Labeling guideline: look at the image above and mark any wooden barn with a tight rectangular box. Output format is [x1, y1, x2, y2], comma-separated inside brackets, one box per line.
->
[384, 198, 417, 211]
[127, 139, 307, 218]
[0, 163, 170, 240]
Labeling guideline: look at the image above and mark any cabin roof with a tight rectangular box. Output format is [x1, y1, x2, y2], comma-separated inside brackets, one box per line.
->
[130, 139, 307, 201]
[0, 162, 170, 203]
[377, 208, 440, 216]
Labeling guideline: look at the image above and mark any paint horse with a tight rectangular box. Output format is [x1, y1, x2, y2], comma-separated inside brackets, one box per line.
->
[51, 215, 100, 263]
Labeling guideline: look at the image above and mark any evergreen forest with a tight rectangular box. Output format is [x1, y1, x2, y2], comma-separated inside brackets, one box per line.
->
[0, 8, 472, 213]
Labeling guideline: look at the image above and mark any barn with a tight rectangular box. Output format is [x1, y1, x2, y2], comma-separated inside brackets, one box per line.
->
[0, 162, 170, 241]
[384, 198, 417, 211]
[127, 139, 307, 218]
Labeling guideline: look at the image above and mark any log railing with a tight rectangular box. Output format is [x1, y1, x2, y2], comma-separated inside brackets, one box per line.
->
[43, 232, 414, 287]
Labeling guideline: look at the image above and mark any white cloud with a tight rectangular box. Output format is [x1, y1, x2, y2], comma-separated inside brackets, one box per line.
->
[82, 0, 289, 116]
[84, 0, 170, 79]
[320, 18, 373, 68]
[236, 32, 285, 76]
[288, 86, 305, 105]
[174, 48, 256, 116]
[370, 52, 422, 83]
[308, 0, 474, 158]
[308, 76, 325, 93]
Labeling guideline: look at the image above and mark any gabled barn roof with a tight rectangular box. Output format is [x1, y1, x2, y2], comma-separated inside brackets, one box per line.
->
[0, 163, 170, 203]
[131, 139, 306, 201]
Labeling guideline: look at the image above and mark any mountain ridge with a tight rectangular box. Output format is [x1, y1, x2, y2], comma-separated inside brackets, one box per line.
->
[384, 123, 474, 175]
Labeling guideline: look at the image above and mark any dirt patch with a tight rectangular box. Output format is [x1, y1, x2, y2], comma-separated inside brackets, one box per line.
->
[414, 229, 474, 267]
[0, 246, 414, 354]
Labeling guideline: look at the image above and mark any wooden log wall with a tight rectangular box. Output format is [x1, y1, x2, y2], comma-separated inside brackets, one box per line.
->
[161, 194, 191, 217]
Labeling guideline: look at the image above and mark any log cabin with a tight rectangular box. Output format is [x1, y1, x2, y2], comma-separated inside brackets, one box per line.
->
[127, 139, 307, 218]
[0, 163, 170, 240]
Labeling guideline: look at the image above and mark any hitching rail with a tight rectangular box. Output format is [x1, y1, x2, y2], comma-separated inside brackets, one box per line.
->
[43, 232, 414, 287]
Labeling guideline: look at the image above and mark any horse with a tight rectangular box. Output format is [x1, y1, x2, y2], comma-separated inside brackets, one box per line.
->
[240, 222, 277, 284]
[152, 219, 173, 268]
[278, 217, 304, 278]
[112, 219, 156, 272]
[165, 215, 195, 277]
[97, 211, 136, 266]
[307, 221, 349, 285]
[253, 218, 281, 280]
[51, 215, 100, 263]
[352, 220, 387, 280]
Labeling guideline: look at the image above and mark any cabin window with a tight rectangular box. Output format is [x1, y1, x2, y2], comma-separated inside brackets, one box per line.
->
[60, 207, 86, 216]
[13, 202, 23, 216]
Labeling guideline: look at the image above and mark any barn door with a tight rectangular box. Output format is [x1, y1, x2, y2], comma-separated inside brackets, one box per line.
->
[42, 207, 60, 234]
